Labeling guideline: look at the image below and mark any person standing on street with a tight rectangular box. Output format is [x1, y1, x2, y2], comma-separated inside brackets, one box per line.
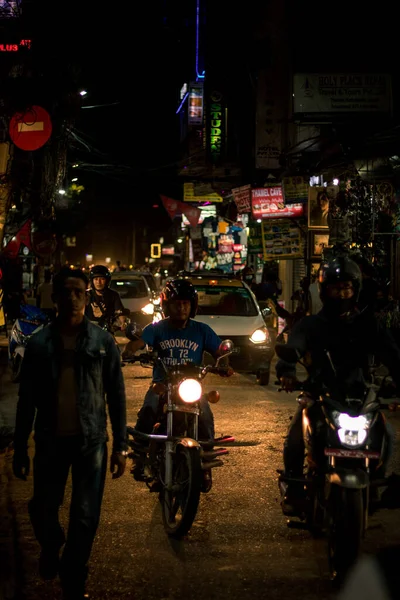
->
[12, 266, 128, 600]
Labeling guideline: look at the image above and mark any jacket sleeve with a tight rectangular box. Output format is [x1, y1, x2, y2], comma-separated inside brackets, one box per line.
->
[103, 336, 128, 452]
[14, 342, 37, 453]
[275, 317, 310, 380]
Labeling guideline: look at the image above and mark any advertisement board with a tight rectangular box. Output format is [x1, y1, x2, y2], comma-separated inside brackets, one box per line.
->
[293, 73, 392, 114]
[252, 187, 304, 219]
[261, 219, 303, 260]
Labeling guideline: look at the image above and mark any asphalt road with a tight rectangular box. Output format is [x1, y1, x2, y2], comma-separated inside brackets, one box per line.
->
[9, 364, 400, 600]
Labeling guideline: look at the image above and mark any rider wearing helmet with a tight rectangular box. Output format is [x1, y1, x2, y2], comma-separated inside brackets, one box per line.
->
[276, 254, 400, 513]
[123, 278, 233, 491]
[85, 265, 125, 329]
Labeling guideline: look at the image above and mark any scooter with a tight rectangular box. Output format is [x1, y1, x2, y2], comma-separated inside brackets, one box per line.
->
[8, 304, 50, 383]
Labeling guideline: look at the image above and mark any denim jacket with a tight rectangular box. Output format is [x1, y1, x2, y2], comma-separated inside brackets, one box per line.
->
[14, 317, 127, 453]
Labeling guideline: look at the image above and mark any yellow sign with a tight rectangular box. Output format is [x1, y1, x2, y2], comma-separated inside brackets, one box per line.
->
[183, 182, 223, 203]
[150, 244, 161, 259]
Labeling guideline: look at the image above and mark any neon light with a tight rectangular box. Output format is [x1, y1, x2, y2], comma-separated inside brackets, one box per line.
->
[196, 0, 205, 80]
[176, 92, 188, 115]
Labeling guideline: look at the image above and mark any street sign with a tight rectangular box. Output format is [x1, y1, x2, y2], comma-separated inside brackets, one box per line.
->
[9, 105, 52, 151]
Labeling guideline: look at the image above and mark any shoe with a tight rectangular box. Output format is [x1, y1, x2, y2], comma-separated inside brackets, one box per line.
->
[38, 546, 60, 580]
[201, 469, 212, 493]
[280, 480, 305, 516]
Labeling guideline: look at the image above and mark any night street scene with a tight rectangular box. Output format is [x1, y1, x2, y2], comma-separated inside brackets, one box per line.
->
[1, 0, 400, 599]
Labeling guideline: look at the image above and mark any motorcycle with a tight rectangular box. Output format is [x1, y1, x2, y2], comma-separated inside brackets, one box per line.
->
[125, 338, 235, 538]
[8, 304, 50, 383]
[275, 343, 400, 583]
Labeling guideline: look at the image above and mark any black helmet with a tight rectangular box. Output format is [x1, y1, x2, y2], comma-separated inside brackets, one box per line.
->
[161, 278, 198, 318]
[89, 265, 111, 284]
[318, 256, 362, 315]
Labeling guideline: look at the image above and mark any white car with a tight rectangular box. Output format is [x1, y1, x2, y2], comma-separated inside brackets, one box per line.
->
[109, 273, 157, 327]
[185, 272, 274, 385]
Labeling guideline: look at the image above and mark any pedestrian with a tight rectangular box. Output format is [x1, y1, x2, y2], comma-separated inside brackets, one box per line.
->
[12, 266, 128, 600]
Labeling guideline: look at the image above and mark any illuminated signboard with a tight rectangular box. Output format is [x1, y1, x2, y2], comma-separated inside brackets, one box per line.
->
[0, 39, 31, 52]
[208, 90, 223, 163]
[188, 82, 204, 126]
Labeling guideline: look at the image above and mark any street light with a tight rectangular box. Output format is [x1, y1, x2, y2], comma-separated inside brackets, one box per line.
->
[58, 189, 66, 195]
[79, 90, 87, 97]
[71, 178, 78, 182]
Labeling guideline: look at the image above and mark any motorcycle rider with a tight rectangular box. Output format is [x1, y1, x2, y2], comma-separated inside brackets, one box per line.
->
[122, 278, 233, 491]
[277, 255, 400, 512]
[85, 265, 126, 330]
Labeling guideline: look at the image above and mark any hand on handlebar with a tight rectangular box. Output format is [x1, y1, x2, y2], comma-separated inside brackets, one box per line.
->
[279, 376, 299, 393]
[152, 382, 166, 395]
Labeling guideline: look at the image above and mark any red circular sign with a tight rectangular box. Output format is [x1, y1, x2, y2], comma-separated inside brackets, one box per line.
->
[9, 105, 52, 151]
[31, 230, 57, 258]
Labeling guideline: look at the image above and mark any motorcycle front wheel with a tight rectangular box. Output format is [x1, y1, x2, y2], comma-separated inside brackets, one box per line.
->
[327, 487, 364, 584]
[161, 446, 202, 538]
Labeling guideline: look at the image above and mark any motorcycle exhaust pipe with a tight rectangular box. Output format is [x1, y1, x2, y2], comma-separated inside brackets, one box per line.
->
[201, 459, 224, 470]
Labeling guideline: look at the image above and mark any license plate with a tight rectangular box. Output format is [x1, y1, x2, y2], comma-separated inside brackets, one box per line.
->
[324, 448, 381, 459]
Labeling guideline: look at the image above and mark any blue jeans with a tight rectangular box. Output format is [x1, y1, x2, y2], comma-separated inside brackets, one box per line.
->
[29, 435, 107, 585]
[136, 387, 215, 440]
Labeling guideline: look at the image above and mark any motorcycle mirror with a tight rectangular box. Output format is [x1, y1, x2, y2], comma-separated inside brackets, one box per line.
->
[219, 339, 234, 355]
[275, 343, 300, 363]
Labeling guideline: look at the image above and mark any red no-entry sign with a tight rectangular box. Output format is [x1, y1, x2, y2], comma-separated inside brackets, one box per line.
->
[9, 105, 52, 151]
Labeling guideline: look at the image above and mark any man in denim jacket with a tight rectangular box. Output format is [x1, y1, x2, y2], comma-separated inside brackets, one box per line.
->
[13, 267, 127, 600]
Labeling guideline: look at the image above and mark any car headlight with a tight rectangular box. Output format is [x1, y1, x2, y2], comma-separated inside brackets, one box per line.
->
[178, 378, 202, 403]
[331, 410, 373, 447]
[250, 327, 269, 344]
[141, 303, 154, 315]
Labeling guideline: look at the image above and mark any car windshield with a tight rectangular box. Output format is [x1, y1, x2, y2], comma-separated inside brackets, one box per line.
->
[195, 285, 258, 316]
[142, 274, 157, 292]
[110, 278, 148, 299]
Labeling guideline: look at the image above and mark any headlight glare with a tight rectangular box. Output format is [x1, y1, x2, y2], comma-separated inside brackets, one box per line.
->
[141, 303, 154, 315]
[250, 327, 269, 344]
[331, 410, 373, 447]
[178, 378, 202, 403]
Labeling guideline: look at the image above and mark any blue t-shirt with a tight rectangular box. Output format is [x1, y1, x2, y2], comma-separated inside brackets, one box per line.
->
[141, 318, 221, 382]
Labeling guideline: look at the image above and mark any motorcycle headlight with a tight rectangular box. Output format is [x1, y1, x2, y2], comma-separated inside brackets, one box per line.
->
[141, 303, 154, 315]
[250, 327, 269, 344]
[331, 410, 373, 447]
[178, 378, 202, 403]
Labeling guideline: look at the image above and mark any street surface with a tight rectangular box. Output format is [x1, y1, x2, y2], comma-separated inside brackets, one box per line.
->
[6, 362, 400, 600]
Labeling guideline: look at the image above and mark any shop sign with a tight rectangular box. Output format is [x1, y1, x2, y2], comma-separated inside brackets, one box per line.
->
[232, 184, 252, 213]
[252, 187, 304, 219]
[183, 182, 222, 203]
[208, 90, 223, 163]
[293, 73, 392, 115]
[247, 221, 263, 254]
[188, 82, 204, 126]
[261, 219, 302, 260]
[282, 176, 308, 204]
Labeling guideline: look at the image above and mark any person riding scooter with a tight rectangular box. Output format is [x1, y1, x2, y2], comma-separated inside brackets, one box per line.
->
[122, 278, 233, 491]
[276, 254, 400, 513]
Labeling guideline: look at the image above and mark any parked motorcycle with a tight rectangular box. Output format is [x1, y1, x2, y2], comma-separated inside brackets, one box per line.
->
[125, 339, 235, 538]
[275, 343, 400, 583]
[8, 304, 50, 383]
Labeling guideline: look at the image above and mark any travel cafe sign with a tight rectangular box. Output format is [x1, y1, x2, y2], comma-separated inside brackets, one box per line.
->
[251, 186, 304, 219]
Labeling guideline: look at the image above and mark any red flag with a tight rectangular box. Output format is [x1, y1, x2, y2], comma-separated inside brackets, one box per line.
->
[160, 195, 183, 220]
[182, 204, 201, 227]
[2, 218, 32, 259]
